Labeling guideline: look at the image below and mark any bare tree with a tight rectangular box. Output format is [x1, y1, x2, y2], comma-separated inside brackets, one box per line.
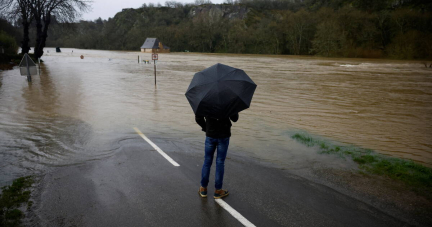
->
[0, 0, 33, 54]
[284, 10, 313, 55]
[195, 0, 212, 5]
[32, 0, 90, 58]
[165, 1, 183, 8]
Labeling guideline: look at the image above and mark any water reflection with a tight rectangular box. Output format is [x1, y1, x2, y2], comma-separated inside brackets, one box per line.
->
[22, 66, 57, 114]
[0, 73, 3, 95]
[153, 88, 160, 112]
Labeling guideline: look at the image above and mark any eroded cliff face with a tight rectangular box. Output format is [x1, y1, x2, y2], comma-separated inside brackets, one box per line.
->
[188, 4, 250, 20]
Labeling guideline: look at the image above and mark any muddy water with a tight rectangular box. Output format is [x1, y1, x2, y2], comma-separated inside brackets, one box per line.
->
[1, 49, 431, 184]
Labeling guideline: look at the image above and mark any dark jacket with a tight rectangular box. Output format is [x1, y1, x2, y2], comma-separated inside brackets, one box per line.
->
[195, 113, 239, 138]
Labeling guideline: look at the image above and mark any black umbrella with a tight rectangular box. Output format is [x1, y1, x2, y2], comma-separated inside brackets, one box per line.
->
[185, 63, 257, 119]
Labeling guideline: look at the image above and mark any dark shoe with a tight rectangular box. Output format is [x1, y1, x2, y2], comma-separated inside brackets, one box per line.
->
[214, 189, 229, 199]
[199, 187, 207, 198]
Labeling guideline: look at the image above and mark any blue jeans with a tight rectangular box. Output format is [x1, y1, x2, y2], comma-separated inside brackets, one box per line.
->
[201, 137, 230, 190]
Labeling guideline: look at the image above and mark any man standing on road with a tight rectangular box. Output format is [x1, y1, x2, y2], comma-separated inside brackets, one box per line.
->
[196, 113, 239, 199]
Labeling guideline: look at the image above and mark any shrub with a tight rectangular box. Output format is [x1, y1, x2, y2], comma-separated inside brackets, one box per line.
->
[0, 31, 19, 55]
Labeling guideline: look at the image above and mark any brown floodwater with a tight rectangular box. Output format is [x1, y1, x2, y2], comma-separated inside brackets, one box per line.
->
[1, 48, 431, 184]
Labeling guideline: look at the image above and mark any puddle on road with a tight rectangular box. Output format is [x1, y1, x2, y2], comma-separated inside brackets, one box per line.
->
[1, 48, 431, 184]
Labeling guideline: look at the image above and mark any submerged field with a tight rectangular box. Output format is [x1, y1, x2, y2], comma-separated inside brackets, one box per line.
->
[1, 49, 432, 185]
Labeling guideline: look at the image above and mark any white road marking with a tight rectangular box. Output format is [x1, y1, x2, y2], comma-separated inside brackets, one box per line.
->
[134, 128, 253, 226]
[133, 127, 180, 167]
[215, 199, 256, 227]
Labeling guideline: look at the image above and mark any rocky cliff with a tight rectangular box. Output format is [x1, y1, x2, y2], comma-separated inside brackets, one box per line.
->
[188, 4, 250, 20]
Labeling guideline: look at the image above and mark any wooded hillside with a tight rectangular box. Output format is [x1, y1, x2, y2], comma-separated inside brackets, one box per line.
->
[41, 0, 432, 59]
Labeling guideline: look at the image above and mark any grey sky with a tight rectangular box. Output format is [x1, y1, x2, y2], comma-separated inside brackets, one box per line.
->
[81, 0, 226, 21]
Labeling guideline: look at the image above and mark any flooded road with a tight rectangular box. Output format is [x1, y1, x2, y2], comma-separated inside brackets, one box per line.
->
[1, 49, 431, 184]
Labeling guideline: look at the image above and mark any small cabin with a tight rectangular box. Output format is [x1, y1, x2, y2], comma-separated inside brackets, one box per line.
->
[140, 38, 170, 53]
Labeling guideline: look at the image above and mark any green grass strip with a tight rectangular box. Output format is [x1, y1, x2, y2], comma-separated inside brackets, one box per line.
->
[292, 133, 432, 188]
[0, 176, 34, 227]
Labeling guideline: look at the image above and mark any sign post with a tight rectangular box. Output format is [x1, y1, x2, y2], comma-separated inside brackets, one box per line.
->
[152, 53, 158, 86]
[26, 56, 31, 82]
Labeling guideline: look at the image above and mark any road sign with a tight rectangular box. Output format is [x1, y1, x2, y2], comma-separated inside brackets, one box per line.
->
[19, 54, 38, 76]
[152, 54, 158, 60]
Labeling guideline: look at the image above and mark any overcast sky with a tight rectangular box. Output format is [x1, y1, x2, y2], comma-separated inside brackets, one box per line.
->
[81, 0, 226, 21]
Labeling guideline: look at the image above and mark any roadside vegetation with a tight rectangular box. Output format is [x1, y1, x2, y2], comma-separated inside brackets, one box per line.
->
[0, 19, 42, 71]
[292, 133, 432, 190]
[0, 31, 18, 55]
[0, 31, 39, 71]
[0, 176, 34, 227]
[0, 23, 20, 70]
[0, 18, 20, 50]
[0, 18, 37, 71]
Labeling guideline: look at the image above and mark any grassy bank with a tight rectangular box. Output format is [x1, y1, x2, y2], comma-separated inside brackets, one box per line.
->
[0, 176, 34, 227]
[292, 133, 432, 189]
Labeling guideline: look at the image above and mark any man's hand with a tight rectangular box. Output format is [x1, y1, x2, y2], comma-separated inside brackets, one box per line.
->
[195, 115, 206, 132]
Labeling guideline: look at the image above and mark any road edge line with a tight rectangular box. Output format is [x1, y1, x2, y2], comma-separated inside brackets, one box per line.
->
[215, 199, 256, 227]
[133, 127, 180, 167]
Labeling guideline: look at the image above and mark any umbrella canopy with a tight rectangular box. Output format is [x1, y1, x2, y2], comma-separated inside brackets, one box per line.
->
[185, 63, 257, 119]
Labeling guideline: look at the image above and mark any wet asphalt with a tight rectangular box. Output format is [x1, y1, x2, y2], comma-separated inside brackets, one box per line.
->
[31, 134, 408, 227]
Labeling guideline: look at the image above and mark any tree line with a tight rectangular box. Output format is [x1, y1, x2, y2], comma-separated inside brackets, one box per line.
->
[0, 0, 89, 59]
[3, 0, 432, 59]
